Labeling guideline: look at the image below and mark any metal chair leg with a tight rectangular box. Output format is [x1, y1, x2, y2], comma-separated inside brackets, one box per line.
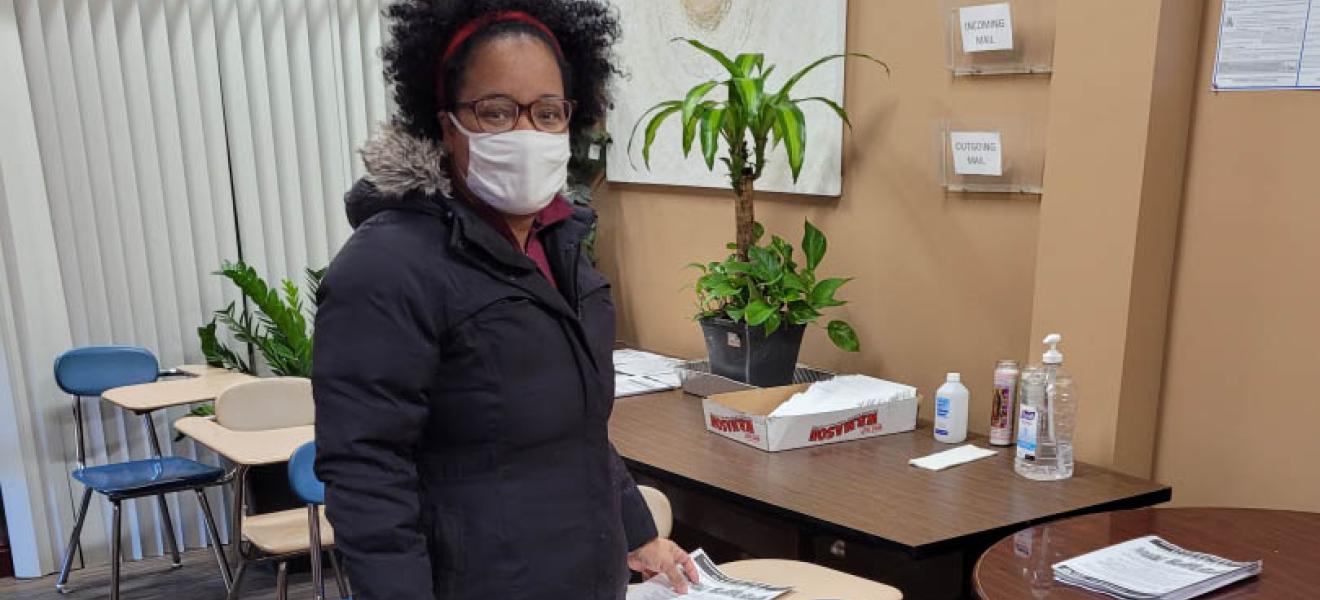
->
[196, 489, 233, 590]
[329, 549, 352, 599]
[142, 414, 182, 568]
[55, 488, 93, 593]
[110, 501, 122, 600]
[225, 560, 248, 600]
[308, 505, 326, 600]
[156, 493, 183, 567]
[275, 561, 289, 600]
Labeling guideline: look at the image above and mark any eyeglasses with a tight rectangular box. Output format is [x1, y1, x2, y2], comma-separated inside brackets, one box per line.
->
[452, 95, 576, 134]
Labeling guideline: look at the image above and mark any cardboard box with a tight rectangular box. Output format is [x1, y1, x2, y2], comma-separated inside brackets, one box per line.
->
[702, 383, 920, 452]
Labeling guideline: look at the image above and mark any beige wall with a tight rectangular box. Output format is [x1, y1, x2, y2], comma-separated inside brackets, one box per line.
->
[600, 0, 1318, 512]
[597, 0, 1053, 427]
[1154, 1, 1320, 512]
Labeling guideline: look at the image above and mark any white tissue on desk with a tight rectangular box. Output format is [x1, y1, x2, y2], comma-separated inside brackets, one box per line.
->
[768, 375, 917, 418]
[909, 445, 997, 471]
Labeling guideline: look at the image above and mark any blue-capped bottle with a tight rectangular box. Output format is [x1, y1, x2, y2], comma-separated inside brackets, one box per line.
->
[1015, 334, 1077, 480]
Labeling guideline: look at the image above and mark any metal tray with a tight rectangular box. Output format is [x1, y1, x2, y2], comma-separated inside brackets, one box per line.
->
[675, 360, 836, 398]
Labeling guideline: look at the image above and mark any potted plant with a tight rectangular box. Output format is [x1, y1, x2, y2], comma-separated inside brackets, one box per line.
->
[631, 39, 885, 385]
[192, 261, 323, 514]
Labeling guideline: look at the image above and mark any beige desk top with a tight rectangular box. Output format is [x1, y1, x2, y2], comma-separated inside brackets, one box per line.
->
[103, 371, 255, 413]
[175, 416, 312, 466]
[720, 559, 903, 600]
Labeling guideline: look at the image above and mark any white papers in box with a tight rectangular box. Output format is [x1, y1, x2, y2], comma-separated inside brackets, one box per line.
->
[702, 379, 919, 452]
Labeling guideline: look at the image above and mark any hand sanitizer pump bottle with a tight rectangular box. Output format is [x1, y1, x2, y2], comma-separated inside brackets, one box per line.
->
[1015, 334, 1078, 480]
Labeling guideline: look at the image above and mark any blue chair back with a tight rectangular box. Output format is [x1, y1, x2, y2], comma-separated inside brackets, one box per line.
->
[288, 442, 325, 505]
[54, 346, 160, 397]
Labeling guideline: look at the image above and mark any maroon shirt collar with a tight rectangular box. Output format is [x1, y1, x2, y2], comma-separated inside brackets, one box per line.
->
[462, 195, 574, 290]
[464, 195, 574, 249]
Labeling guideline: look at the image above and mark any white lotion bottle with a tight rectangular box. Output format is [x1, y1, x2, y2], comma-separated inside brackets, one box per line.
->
[934, 373, 970, 443]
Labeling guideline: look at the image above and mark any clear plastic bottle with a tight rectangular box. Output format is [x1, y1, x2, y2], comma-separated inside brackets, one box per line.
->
[1015, 334, 1078, 480]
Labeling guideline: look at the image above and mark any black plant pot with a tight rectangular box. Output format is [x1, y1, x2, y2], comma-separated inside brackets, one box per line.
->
[700, 317, 806, 387]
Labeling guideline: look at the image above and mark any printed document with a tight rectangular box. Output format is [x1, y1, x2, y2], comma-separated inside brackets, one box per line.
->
[614, 349, 683, 398]
[627, 549, 792, 600]
[1053, 535, 1262, 600]
[1214, 0, 1320, 89]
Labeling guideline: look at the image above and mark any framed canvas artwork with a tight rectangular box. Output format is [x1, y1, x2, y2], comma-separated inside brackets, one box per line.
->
[606, 0, 849, 196]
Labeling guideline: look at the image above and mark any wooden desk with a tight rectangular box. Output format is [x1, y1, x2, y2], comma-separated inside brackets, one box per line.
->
[103, 371, 254, 413]
[174, 417, 313, 467]
[610, 390, 1171, 599]
[973, 508, 1320, 599]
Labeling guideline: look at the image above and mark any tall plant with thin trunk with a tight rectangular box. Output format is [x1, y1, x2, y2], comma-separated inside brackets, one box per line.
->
[631, 39, 887, 260]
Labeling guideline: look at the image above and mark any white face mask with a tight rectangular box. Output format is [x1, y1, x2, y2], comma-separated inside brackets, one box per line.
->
[449, 114, 570, 216]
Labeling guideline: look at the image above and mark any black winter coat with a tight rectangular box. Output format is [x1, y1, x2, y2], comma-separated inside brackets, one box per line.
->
[312, 125, 657, 600]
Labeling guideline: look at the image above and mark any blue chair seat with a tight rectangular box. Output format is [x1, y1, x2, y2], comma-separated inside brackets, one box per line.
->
[72, 457, 225, 500]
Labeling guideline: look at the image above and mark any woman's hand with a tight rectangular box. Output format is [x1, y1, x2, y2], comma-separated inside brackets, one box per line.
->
[627, 538, 700, 593]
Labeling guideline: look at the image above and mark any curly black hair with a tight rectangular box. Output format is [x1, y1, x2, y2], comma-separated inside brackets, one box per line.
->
[382, 0, 621, 142]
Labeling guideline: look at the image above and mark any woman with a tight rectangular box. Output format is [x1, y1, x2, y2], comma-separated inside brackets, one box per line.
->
[312, 1, 698, 598]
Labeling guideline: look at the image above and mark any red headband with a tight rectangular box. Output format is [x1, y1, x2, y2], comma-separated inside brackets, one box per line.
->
[443, 10, 563, 63]
[437, 11, 563, 106]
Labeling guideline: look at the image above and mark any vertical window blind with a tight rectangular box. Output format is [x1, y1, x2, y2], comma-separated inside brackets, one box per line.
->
[1, 0, 388, 572]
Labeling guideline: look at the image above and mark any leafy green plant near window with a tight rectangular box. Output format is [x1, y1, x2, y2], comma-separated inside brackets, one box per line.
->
[182, 261, 324, 425]
[691, 220, 859, 352]
[198, 261, 324, 377]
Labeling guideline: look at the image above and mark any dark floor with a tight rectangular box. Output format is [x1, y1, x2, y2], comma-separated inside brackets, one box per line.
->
[0, 549, 339, 600]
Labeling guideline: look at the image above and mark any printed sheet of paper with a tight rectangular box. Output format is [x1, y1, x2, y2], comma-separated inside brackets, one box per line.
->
[1214, 0, 1320, 90]
[950, 131, 1004, 176]
[627, 549, 792, 600]
[959, 3, 1015, 53]
[614, 349, 683, 398]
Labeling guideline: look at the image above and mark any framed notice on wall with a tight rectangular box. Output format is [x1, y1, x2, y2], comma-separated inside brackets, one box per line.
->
[1214, 0, 1320, 90]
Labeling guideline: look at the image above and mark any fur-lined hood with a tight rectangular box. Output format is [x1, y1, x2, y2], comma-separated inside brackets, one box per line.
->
[360, 122, 452, 198]
[345, 123, 452, 229]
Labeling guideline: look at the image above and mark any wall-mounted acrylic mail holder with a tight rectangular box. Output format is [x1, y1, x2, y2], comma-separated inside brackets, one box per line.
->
[945, 0, 1055, 76]
[938, 118, 1044, 195]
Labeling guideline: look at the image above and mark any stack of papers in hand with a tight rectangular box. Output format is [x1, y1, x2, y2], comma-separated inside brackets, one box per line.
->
[614, 349, 683, 398]
[768, 374, 917, 417]
[1053, 536, 1262, 600]
[627, 549, 791, 600]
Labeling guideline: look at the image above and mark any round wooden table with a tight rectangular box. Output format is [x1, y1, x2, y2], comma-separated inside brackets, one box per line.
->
[973, 508, 1320, 599]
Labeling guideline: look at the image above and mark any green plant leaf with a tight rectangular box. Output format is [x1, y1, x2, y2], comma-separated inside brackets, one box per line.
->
[641, 104, 683, 168]
[802, 220, 827, 270]
[787, 301, 822, 325]
[772, 100, 807, 181]
[682, 81, 720, 127]
[734, 53, 765, 77]
[752, 222, 766, 243]
[673, 37, 741, 76]
[627, 100, 682, 168]
[776, 53, 888, 103]
[764, 312, 782, 336]
[730, 77, 763, 122]
[744, 299, 775, 326]
[827, 320, 861, 352]
[782, 271, 808, 294]
[682, 102, 708, 157]
[809, 278, 851, 308]
[726, 306, 746, 322]
[699, 105, 727, 169]
[795, 96, 852, 129]
[722, 261, 753, 274]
